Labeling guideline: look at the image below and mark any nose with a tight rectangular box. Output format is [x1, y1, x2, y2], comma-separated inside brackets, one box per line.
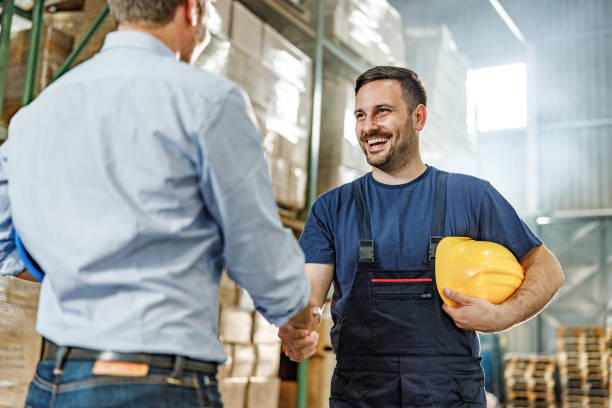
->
[359, 115, 379, 139]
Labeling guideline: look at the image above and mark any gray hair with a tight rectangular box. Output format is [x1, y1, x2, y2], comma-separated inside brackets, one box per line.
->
[108, 0, 208, 26]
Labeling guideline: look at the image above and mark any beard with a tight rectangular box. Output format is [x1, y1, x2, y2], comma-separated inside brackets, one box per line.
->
[360, 128, 418, 174]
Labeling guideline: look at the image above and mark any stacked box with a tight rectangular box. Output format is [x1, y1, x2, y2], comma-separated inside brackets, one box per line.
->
[208, 0, 232, 39]
[317, 73, 369, 195]
[44, 0, 116, 67]
[404, 26, 474, 173]
[504, 355, 557, 407]
[316, 300, 333, 354]
[307, 351, 336, 408]
[0, 277, 42, 408]
[557, 326, 609, 408]
[217, 270, 282, 408]
[2, 25, 74, 124]
[196, 2, 313, 210]
[309, 0, 404, 67]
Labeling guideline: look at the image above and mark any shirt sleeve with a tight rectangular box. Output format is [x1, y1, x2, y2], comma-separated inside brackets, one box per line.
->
[299, 196, 336, 264]
[198, 86, 310, 327]
[477, 182, 542, 261]
[0, 144, 26, 276]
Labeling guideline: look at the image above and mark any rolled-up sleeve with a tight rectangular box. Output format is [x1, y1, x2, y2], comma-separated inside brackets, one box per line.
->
[0, 144, 25, 276]
[198, 86, 310, 327]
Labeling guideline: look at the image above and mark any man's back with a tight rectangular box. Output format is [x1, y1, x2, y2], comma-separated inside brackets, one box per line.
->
[3, 31, 308, 362]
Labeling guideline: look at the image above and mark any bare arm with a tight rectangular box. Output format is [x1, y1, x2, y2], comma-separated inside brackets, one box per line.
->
[306, 263, 334, 309]
[443, 244, 564, 332]
[279, 263, 334, 361]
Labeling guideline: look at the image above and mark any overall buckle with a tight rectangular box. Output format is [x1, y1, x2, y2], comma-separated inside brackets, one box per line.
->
[428, 236, 443, 261]
[359, 240, 374, 263]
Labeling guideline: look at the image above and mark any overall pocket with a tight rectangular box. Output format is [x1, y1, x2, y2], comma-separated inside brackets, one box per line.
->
[369, 270, 435, 352]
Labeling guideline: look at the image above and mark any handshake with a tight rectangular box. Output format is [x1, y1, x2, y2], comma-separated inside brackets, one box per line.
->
[278, 297, 322, 362]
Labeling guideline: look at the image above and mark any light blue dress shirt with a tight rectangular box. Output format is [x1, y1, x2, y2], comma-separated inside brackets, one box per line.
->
[0, 31, 310, 362]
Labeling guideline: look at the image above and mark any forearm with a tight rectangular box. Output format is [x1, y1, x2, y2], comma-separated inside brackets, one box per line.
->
[496, 245, 564, 330]
[306, 263, 334, 308]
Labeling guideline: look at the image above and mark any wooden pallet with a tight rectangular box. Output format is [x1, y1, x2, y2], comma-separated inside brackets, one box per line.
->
[557, 326, 606, 338]
[506, 389, 555, 403]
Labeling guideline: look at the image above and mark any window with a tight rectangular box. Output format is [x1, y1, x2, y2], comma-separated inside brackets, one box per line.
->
[467, 62, 527, 132]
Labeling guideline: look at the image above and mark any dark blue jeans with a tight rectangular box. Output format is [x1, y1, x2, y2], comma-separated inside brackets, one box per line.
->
[24, 360, 222, 408]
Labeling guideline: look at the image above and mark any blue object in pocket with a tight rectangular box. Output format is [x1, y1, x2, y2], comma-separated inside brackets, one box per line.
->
[15, 231, 45, 281]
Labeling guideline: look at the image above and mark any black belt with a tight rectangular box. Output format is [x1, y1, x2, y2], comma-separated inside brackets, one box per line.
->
[42, 339, 217, 378]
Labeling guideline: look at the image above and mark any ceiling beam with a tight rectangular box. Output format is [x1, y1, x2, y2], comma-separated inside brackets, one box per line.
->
[488, 0, 526, 44]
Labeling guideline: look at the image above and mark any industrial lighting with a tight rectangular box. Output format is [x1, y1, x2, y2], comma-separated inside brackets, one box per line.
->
[536, 217, 552, 225]
[467, 62, 527, 132]
[488, 0, 526, 44]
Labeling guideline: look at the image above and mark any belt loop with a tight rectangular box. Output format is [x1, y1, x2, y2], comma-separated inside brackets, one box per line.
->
[53, 346, 70, 375]
[167, 356, 186, 385]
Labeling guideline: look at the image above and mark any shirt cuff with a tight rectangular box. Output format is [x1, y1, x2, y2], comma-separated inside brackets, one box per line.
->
[260, 273, 311, 328]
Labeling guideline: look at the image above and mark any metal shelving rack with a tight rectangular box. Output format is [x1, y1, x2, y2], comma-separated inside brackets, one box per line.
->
[0, 0, 370, 406]
[0, 0, 109, 140]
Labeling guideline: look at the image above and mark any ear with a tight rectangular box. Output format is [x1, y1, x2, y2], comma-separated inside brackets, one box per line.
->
[412, 104, 427, 131]
[185, 0, 199, 26]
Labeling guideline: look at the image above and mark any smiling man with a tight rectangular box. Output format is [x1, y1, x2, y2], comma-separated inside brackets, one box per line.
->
[279, 66, 564, 407]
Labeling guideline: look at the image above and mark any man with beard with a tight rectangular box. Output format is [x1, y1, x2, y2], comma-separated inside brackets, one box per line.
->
[279, 66, 563, 407]
[0, 0, 316, 406]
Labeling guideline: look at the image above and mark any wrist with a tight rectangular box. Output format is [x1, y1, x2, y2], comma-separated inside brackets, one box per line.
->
[493, 303, 516, 332]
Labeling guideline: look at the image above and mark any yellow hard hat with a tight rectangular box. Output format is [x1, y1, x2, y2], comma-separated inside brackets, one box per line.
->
[435, 237, 524, 307]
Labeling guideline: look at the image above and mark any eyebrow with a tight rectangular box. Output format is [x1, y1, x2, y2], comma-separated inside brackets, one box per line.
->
[354, 103, 394, 115]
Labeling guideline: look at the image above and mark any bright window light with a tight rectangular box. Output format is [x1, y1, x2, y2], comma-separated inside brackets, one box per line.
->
[467, 62, 527, 132]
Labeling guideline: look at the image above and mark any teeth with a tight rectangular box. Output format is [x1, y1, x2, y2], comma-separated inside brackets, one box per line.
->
[368, 138, 389, 146]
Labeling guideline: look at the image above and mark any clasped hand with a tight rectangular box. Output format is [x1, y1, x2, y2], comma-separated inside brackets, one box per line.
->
[278, 297, 321, 362]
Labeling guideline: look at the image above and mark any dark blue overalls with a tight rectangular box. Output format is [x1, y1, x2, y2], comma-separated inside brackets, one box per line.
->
[328, 172, 486, 407]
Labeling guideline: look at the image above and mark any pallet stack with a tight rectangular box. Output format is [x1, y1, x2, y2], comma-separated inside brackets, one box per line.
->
[557, 326, 609, 408]
[504, 355, 557, 408]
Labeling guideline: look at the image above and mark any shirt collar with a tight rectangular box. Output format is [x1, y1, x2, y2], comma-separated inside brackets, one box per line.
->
[101, 30, 176, 59]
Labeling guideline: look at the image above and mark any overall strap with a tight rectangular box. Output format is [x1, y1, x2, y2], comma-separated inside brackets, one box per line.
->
[428, 170, 449, 262]
[351, 177, 374, 264]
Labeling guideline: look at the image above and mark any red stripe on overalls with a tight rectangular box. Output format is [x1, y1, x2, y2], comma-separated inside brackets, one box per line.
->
[370, 278, 433, 283]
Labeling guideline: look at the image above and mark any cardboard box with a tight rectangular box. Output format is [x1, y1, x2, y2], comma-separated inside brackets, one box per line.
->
[0, 277, 42, 408]
[218, 343, 234, 380]
[45, 0, 117, 66]
[307, 352, 336, 408]
[231, 344, 256, 377]
[219, 377, 248, 408]
[279, 380, 298, 408]
[3, 26, 74, 123]
[254, 343, 281, 378]
[236, 287, 255, 312]
[218, 269, 238, 307]
[209, 0, 232, 38]
[247, 377, 281, 408]
[316, 301, 333, 354]
[230, 1, 263, 59]
[261, 24, 311, 91]
[219, 307, 253, 344]
[252, 312, 279, 344]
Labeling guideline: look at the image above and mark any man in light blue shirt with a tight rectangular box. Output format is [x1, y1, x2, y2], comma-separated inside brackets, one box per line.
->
[0, 0, 316, 406]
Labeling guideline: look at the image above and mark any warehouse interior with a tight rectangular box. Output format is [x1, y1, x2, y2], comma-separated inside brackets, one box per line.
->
[0, 0, 611, 407]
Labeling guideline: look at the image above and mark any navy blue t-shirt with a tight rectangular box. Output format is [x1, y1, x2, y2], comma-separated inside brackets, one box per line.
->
[299, 166, 541, 314]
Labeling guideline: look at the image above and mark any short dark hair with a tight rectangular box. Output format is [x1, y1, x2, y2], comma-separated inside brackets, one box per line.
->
[109, 0, 208, 26]
[355, 66, 427, 110]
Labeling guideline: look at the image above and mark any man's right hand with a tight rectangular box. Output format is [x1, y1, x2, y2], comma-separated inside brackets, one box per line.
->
[279, 324, 319, 362]
[278, 297, 321, 362]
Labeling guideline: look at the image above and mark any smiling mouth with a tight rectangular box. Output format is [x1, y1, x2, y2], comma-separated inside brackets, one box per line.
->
[366, 137, 389, 152]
